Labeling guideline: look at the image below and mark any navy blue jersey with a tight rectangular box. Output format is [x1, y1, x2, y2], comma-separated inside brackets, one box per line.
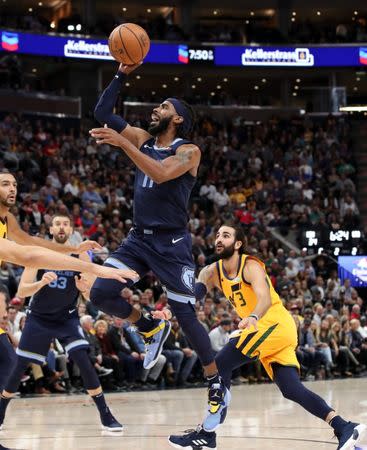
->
[29, 257, 80, 318]
[133, 137, 197, 230]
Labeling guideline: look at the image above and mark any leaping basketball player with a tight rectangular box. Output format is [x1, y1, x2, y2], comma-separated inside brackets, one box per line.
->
[169, 224, 366, 450]
[90, 61, 226, 420]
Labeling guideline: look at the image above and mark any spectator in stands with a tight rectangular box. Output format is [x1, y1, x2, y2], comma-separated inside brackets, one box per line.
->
[79, 315, 113, 378]
[107, 317, 143, 386]
[208, 318, 232, 353]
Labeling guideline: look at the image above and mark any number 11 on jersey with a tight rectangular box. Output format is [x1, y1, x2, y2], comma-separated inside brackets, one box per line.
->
[142, 175, 154, 188]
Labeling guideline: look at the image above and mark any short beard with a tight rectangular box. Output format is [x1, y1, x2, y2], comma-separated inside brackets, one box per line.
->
[215, 243, 236, 260]
[54, 235, 69, 244]
[0, 198, 15, 208]
[148, 116, 172, 136]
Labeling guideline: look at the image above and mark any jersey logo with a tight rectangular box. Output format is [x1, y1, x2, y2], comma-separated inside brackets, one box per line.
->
[172, 237, 184, 244]
[181, 266, 194, 293]
[69, 309, 76, 314]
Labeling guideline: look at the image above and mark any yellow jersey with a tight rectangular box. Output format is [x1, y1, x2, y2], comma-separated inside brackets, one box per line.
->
[216, 254, 300, 379]
[216, 254, 282, 320]
[0, 216, 8, 266]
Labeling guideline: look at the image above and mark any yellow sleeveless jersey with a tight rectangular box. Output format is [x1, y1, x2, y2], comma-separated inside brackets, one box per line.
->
[216, 254, 282, 320]
[0, 216, 8, 266]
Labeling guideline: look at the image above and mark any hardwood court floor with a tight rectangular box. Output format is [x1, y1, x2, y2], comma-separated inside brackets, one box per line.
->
[1, 378, 367, 450]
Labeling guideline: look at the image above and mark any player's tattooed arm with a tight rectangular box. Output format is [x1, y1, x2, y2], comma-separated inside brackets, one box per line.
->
[90, 127, 201, 183]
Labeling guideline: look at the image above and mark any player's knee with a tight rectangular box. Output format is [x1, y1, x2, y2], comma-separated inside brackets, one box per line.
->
[89, 285, 105, 308]
[278, 383, 299, 402]
[90, 279, 117, 306]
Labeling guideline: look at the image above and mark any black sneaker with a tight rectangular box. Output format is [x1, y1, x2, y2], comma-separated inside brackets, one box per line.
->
[168, 425, 217, 449]
[100, 408, 123, 432]
[336, 422, 367, 450]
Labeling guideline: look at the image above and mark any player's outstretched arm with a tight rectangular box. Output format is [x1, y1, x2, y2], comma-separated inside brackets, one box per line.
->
[94, 63, 151, 149]
[6, 213, 102, 255]
[0, 239, 137, 283]
[195, 263, 218, 302]
[90, 128, 200, 183]
[17, 268, 57, 298]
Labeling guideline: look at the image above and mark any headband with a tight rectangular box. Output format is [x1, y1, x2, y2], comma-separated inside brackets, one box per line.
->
[166, 97, 192, 135]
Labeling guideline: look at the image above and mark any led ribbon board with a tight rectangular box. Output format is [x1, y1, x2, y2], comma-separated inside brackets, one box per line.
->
[1, 30, 366, 67]
[338, 256, 367, 287]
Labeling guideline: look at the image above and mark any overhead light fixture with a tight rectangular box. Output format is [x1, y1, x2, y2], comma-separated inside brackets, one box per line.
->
[38, 1, 43, 5]
[223, 77, 228, 82]
[76, 24, 82, 31]
[293, 92, 297, 96]
[136, 75, 141, 79]
[216, 85, 222, 89]
[262, 78, 267, 83]
[254, 85, 259, 90]
[291, 18, 295, 22]
[317, 11, 321, 15]
[174, 77, 179, 81]
[50, 21, 56, 29]
[250, 11, 254, 16]
[292, 11, 296, 16]
[147, 8, 151, 13]
[197, 77, 202, 82]
[192, 85, 196, 89]
[210, 92, 215, 96]
[213, 10, 218, 15]
[162, 84, 167, 88]
[354, 11, 358, 15]
[152, 91, 156, 95]
[28, 7, 33, 12]
[67, 25, 74, 31]
[122, 7, 127, 12]
[296, 78, 301, 83]
[125, 82, 130, 87]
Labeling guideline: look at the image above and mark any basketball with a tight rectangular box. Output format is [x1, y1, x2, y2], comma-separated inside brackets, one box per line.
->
[108, 23, 150, 65]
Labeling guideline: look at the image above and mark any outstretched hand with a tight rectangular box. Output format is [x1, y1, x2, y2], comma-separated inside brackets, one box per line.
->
[89, 126, 123, 147]
[75, 240, 102, 254]
[118, 62, 142, 75]
[95, 266, 138, 283]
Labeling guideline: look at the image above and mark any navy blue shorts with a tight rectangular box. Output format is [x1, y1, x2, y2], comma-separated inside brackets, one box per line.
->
[17, 312, 89, 364]
[105, 228, 195, 304]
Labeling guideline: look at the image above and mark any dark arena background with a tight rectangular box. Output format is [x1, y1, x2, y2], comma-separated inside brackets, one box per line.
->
[0, 1, 367, 449]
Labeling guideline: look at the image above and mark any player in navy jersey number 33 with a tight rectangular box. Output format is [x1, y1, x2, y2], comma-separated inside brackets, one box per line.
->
[90, 61, 226, 424]
[0, 214, 123, 432]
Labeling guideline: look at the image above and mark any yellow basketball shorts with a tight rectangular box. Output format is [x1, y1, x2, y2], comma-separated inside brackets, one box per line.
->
[230, 305, 300, 379]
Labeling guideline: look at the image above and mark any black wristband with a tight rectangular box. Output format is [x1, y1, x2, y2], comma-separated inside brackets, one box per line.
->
[249, 313, 259, 321]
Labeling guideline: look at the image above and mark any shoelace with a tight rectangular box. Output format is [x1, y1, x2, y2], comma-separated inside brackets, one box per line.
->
[182, 425, 203, 435]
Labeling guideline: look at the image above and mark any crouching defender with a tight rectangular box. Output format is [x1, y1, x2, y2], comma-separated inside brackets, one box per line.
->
[169, 224, 366, 450]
